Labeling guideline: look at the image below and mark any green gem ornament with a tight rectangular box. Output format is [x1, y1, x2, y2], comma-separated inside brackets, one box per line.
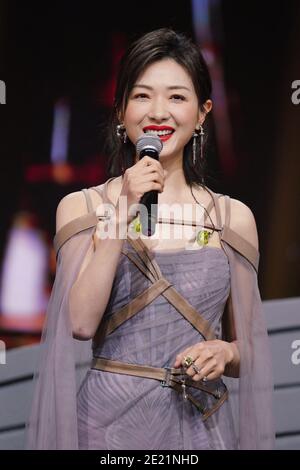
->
[196, 229, 211, 246]
[132, 216, 141, 233]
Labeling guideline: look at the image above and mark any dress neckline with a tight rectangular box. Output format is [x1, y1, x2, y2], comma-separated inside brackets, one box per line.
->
[97, 176, 221, 227]
[94, 177, 224, 254]
[127, 240, 226, 257]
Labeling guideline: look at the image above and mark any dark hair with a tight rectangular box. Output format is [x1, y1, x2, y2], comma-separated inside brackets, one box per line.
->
[105, 28, 212, 187]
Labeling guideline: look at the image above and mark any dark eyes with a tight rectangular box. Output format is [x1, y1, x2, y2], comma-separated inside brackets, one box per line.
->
[133, 93, 186, 101]
[171, 94, 186, 101]
[133, 93, 148, 99]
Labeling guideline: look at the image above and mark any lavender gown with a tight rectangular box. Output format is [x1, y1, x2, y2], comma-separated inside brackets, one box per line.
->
[25, 178, 275, 450]
[77, 237, 237, 450]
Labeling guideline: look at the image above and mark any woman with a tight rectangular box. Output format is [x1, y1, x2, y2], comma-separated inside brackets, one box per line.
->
[27, 28, 274, 450]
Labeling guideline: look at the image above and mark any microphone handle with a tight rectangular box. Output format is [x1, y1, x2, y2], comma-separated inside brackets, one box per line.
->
[139, 147, 159, 236]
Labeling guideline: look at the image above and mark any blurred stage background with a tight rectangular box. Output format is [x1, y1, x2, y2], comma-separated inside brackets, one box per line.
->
[0, 0, 299, 349]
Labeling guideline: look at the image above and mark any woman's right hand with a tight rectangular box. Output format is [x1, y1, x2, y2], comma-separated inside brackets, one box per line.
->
[116, 155, 167, 225]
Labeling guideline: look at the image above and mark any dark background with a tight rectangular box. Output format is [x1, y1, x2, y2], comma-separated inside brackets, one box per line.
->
[0, 0, 299, 344]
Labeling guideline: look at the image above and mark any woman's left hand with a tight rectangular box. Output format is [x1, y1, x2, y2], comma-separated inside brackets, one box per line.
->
[173, 340, 234, 382]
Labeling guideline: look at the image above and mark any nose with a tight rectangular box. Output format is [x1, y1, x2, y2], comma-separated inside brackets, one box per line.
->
[147, 97, 170, 122]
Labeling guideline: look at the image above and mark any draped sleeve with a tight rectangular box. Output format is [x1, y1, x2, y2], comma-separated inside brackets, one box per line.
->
[221, 238, 275, 449]
[26, 221, 96, 449]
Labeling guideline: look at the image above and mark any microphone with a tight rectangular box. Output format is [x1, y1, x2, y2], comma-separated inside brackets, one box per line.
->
[136, 134, 163, 236]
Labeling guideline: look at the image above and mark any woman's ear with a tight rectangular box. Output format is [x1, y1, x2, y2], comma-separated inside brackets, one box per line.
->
[203, 99, 212, 114]
[198, 99, 213, 121]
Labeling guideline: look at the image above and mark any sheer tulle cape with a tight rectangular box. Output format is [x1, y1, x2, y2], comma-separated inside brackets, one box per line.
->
[25, 225, 275, 449]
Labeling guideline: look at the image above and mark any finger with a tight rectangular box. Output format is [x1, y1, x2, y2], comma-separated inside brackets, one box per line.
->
[173, 347, 195, 368]
[142, 156, 165, 176]
[192, 344, 214, 364]
[174, 344, 212, 369]
[136, 173, 164, 193]
[175, 340, 216, 368]
[142, 168, 164, 186]
[140, 161, 165, 182]
[184, 356, 212, 378]
[192, 358, 219, 382]
[139, 155, 160, 167]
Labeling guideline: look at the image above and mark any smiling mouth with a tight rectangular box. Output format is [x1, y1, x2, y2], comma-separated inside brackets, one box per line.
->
[144, 129, 174, 137]
[143, 127, 175, 143]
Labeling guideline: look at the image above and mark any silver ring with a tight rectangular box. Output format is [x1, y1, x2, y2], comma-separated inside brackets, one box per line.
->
[202, 376, 208, 382]
[192, 364, 202, 375]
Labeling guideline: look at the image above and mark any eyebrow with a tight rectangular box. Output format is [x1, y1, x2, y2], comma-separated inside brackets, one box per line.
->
[132, 84, 191, 92]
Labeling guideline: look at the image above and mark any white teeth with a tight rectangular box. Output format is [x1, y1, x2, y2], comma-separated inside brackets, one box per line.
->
[144, 129, 174, 136]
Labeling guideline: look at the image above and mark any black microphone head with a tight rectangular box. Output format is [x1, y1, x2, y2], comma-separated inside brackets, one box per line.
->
[136, 134, 163, 157]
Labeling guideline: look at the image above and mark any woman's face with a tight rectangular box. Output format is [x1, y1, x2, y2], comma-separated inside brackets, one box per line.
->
[123, 58, 209, 162]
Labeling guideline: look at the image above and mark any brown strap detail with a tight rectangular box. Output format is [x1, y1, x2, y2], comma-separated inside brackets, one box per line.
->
[90, 180, 221, 231]
[156, 197, 215, 227]
[86, 229, 216, 340]
[55, 186, 254, 342]
[53, 184, 106, 256]
[127, 235, 163, 281]
[122, 235, 216, 341]
[161, 286, 216, 340]
[200, 189, 259, 269]
[53, 187, 260, 270]
[54, 214, 222, 259]
[91, 357, 228, 421]
[53, 212, 97, 257]
[91, 357, 218, 395]
[100, 177, 219, 230]
[55, 181, 258, 264]
[201, 388, 229, 421]
[95, 266, 215, 341]
[92, 356, 179, 381]
[53, 180, 117, 256]
[127, 234, 215, 339]
[168, 381, 228, 421]
[121, 248, 156, 283]
[53, 207, 258, 273]
[221, 225, 259, 272]
[157, 219, 222, 230]
[221, 194, 259, 271]
[97, 278, 173, 338]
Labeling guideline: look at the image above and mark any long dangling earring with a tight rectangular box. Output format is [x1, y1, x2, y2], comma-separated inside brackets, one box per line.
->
[192, 130, 198, 166]
[199, 124, 204, 160]
[192, 124, 205, 165]
[116, 123, 127, 144]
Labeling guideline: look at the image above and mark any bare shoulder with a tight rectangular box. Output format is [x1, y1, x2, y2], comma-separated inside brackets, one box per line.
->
[219, 196, 259, 250]
[55, 187, 103, 234]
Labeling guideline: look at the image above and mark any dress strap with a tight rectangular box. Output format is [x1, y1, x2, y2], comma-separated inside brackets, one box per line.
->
[92, 179, 217, 230]
[203, 187, 224, 241]
[81, 188, 94, 214]
[89, 185, 104, 198]
[53, 212, 98, 257]
[97, 177, 117, 205]
[224, 195, 231, 227]
[95, 240, 217, 342]
[82, 178, 118, 215]
[221, 194, 259, 272]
